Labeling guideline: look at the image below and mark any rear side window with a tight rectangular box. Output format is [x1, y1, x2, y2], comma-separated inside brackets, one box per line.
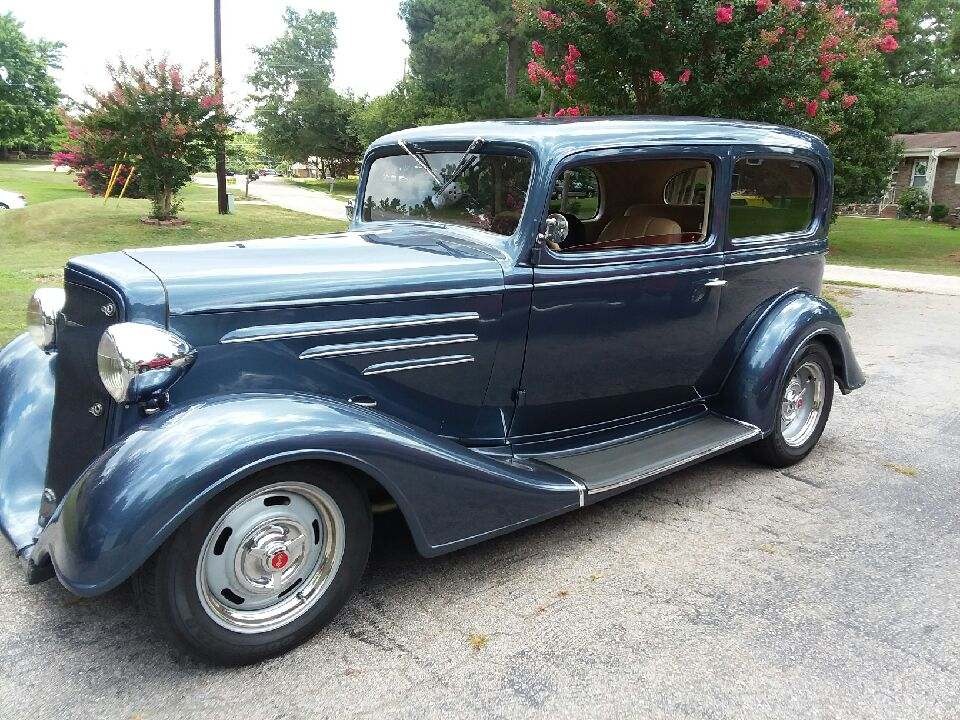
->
[729, 158, 816, 239]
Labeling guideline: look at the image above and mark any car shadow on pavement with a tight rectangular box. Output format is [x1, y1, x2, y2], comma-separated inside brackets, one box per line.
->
[12, 450, 759, 673]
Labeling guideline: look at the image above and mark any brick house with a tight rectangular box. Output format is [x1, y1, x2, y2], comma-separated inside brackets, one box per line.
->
[885, 131, 960, 216]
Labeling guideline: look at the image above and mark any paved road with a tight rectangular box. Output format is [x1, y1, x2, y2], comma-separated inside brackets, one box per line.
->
[2, 285, 958, 719]
[194, 174, 348, 220]
[824, 264, 960, 296]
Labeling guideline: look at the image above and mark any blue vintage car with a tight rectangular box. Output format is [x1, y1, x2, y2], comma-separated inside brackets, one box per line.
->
[0, 117, 863, 664]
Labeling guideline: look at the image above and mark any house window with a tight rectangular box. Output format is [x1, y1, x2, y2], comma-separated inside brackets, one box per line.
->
[911, 159, 928, 188]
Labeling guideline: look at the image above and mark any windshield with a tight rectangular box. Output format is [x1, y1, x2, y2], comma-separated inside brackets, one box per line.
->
[362, 151, 533, 236]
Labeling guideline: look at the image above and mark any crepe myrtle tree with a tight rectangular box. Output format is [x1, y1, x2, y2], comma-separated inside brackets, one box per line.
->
[517, 0, 901, 138]
[78, 59, 229, 220]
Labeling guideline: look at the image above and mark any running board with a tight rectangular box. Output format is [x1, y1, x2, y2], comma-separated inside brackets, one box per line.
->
[533, 413, 761, 498]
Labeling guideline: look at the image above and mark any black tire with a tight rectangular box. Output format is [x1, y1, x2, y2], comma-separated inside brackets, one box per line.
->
[132, 465, 372, 666]
[749, 342, 834, 468]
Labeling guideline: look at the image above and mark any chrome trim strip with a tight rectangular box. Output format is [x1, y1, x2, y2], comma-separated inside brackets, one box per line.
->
[183, 285, 518, 315]
[221, 311, 481, 345]
[586, 423, 761, 495]
[568, 477, 587, 508]
[300, 333, 477, 360]
[362, 354, 475, 376]
[534, 251, 822, 290]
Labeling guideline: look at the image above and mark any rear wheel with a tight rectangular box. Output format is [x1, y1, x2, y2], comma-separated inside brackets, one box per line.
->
[133, 465, 372, 665]
[749, 342, 834, 468]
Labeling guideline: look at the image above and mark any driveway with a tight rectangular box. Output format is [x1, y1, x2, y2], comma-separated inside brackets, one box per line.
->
[2, 285, 958, 719]
[194, 175, 347, 220]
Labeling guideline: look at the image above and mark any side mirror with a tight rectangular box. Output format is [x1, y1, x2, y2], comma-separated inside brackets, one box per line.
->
[538, 213, 569, 248]
[345, 200, 355, 220]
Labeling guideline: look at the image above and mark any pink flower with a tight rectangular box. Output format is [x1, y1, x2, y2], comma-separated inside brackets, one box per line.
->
[639, 0, 655, 16]
[879, 0, 898, 15]
[606, 8, 619, 24]
[537, 8, 563, 30]
[567, 105, 582, 116]
[819, 89, 830, 100]
[780, 0, 801, 11]
[781, 97, 796, 110]
[756, 0, 772, 11]
[841, 93, 858, 108]
[820, 67, 833, 81]
[170, 67, 182, 91]
[566, 44, 581, 62]
[877, 34, 899, 52]
[200, 94, 220, 110]
[796, 26, 807, 40]
[805, 99, 819, 117]
[715, 4, 734, 24]
[883, 17, 898, 30]
[531, 40, 545, 57]
[756, 54, 771, 69]
[650, 69, 666, 85]
[564, 71, 579, 88]
[678, 69, 692, 84]
[821, 34, 841, 50]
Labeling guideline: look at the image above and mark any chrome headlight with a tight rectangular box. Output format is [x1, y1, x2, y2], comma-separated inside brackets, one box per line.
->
[27, 288, 66, 351]
[97, 323, 196, 404]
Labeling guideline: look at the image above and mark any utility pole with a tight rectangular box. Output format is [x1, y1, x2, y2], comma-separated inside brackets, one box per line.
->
[214, 0, 229, 214]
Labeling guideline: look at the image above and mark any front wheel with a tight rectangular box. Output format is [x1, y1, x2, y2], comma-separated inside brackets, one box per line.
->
[749, 342, 834, 468]
[133, 465, 372, 665]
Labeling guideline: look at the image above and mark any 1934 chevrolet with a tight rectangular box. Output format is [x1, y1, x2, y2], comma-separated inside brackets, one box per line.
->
[0, 117, 863, 664]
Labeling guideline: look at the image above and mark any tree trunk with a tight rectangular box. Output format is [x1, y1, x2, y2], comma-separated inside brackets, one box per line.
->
[505, 34, 523, 100]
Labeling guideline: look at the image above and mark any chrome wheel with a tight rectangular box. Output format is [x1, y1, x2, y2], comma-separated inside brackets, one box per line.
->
[195, 481, 345, 634]
[780, 360, 826, 448]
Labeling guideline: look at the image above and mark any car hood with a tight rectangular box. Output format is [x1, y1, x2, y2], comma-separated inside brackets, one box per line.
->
[119, 226, 507, 316]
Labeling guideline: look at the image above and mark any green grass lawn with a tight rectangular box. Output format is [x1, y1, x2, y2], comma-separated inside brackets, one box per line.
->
[288, 176, 359, 202]
[0, 161, 346, 345]
[829, 216, 960, 276]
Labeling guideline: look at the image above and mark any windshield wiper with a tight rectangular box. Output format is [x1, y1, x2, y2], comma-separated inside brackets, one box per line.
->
[398, 139, 443, 185]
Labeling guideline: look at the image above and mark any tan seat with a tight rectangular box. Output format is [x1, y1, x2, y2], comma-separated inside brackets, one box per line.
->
[598, 204, 683, 245]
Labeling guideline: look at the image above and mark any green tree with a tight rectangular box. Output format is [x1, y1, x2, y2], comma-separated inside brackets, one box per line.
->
[79, 59, 228, 220]
[226, 131, 265, 174]
[0, 12, 63, 155]
[249, 7, 362, 174]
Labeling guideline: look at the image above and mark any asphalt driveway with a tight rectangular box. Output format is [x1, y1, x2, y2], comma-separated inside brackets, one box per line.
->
[1, 285, 958, 719]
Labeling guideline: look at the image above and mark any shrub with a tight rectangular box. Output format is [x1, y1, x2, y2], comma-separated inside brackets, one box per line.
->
[931, 203, 949, 222]
[898, 187, 929, 219]
[77, 59, 230, 220]
[53, 125, 146, 198]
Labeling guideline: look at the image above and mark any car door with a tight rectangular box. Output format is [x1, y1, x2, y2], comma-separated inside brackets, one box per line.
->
[509, 148, 728, 440]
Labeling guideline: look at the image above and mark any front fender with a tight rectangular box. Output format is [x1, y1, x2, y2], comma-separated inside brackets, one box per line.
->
[716, 291, 865, 433]
[34, 393, 580, 596]
[0, 335, 56, 553]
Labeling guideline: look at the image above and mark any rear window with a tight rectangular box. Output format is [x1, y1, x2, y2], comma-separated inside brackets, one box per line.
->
[729, 158, 816, 239]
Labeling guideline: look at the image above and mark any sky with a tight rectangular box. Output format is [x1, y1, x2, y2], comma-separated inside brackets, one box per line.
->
[4, 0, 410, 117]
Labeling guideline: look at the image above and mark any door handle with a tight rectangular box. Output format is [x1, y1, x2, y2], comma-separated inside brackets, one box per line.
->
[704, 278, 727, 287]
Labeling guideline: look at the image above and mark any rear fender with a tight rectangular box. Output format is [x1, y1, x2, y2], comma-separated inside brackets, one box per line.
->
[33, 393, 580, 596]
[716, 291, 865, 434]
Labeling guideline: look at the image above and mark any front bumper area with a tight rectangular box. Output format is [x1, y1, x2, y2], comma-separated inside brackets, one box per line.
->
[0, 334, 56, 562]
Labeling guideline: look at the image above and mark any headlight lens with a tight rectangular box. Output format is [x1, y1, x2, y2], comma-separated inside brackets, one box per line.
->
[27, 288, 66, 351]
[97, 323, 196, 403]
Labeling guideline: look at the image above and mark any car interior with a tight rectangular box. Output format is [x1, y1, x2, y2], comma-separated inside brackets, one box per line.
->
[547, 158, 712, 253]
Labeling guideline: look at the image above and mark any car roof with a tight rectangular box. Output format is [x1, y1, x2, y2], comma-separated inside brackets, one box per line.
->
[370, 115, 829, 160]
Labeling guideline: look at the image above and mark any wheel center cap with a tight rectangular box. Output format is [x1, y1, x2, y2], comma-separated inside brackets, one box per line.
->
[270, 550, 290, 570]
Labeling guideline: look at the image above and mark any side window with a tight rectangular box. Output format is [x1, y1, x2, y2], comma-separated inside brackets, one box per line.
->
[729, 157, 816, 239]
[550, 167, 600, 220]
[548, 158, 713, 254]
